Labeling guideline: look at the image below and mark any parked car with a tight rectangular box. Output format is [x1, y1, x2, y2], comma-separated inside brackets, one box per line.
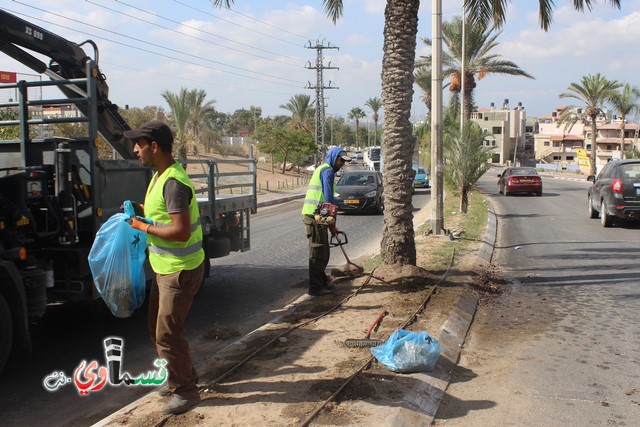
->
[334, 170, 384, 214]
[413, 167, 430, 188]
[497, 167, 542, 196]
[587, 159, 640, 227]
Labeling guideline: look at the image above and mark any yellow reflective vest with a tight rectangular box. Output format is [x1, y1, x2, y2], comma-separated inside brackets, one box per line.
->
[301, 163, 331, 216]
[144, 162, 204, 274]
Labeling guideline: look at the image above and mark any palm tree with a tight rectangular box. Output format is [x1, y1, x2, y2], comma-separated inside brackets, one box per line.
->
[279, 94, 315, 135]
[609, 83, 640, 158]
[416, 16, 533, 123]
[162, 87, 193, 159]
[212, 0, 622, 268]
[558, 73, 621, 175]
[414, 67, 432, 120]
[444, 121, 492, 213]
[347, 107, 366, 147]
[365, 97, 382, 146]
[187, 89, 216, 153]
[464, 0, 621, 32]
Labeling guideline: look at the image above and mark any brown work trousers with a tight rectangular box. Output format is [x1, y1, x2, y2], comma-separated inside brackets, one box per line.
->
[148, 262, 204, 397]
[303, 215, 330, 291]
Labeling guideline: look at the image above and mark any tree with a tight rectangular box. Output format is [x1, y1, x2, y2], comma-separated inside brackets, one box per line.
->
[162, 88, 194, 159]
[347, 107, 366, 147]
[120, 106, 166, 129]
[0, 108, 20, 140]
[558, 73, 621, 175]
[414, 67, 432, 120]
[365, 97, 382, 146]
[253, 122, 316, 174]
[609, 83, 640, 158]
[464, 0, 621, 32]
[416, 16, 533, 123]
[188, 89, 217, 153]
[279, 94, 315, 134]
[443, 121, 492, 213]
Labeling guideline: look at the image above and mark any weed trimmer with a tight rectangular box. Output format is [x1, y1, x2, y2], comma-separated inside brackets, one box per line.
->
[330, 231, 364, 277]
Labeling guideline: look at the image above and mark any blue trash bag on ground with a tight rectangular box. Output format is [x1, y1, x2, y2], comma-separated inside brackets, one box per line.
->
[370, 329, 441, 373]
[88, 212, 147, 318]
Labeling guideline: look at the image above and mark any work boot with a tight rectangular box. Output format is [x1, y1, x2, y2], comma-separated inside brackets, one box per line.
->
[162, 394, 201, 415]
[308, 288, 333, 296]
[324, 274, 335, 290]
[157, 386, 171, 397]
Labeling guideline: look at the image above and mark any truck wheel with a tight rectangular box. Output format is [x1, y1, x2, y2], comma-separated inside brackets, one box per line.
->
[0, 293, 13, 375]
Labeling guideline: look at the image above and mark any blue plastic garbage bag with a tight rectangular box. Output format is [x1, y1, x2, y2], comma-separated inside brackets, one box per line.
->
[88, 212, 147, 318]
[370, 329, 441, 373]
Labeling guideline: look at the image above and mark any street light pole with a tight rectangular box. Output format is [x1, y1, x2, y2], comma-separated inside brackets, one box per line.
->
[431, 0, 444, 235]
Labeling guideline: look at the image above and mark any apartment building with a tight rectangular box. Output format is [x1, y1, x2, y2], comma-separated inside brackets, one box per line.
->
[534, 106, 640, 173]
[470, 99, 528, 165]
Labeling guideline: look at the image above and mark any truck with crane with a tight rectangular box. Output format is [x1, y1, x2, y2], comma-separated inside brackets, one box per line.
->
[0, 9, 257, 374]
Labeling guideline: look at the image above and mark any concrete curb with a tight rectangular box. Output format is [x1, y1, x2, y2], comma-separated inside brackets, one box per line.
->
[386, 190, 497, 424]
[386, 295, 479, 426]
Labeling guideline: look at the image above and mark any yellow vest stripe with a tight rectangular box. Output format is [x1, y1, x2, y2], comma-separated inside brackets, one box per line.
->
[148, 241, 203, 257]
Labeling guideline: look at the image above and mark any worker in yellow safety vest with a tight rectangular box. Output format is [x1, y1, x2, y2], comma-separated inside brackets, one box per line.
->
[301, 147, 351, 296]
[126, 120, 204, 416]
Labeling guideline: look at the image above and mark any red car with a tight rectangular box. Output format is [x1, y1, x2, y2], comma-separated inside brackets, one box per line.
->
[497, 167, 543, 196]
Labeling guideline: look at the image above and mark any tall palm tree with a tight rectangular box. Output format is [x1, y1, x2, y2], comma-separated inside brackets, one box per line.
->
[464, 0, 621, 32]
[558, 73, 621, 175]
[347, 107, 366, 147]
[609, 83, 640, 158]
[212, 0, 622, 268]
[187, 89, 216, 152]
[162, 87, 193, 159]
[279, 94, 315, 135]
[416, 16, 533, 123]
[365, 97, 382, 146]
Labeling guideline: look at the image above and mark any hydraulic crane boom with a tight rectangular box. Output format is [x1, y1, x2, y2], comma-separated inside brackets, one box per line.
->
[0, 9, 135, 159]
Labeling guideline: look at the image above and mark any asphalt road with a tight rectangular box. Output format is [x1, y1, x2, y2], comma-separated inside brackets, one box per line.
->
[447, 168, 640, 425]
[0, 174, 431, 427]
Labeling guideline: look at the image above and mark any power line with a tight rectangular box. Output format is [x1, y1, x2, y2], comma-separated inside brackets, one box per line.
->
[173, 0, 308, 47]
[5, 5, 305, 86]
[108, 0, 302, 66]
[102, 60, 298, 98]
[225, 8, 310, 41]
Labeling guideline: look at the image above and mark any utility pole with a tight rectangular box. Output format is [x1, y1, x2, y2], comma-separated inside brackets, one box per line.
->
[306, 40, 338, 162]
[431, 0, 445, 235]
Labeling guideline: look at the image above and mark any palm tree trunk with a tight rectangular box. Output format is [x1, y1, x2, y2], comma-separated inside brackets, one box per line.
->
[374, 119, 378, 145]
[379, 0, 419, 266]
[620, 121, 626, 159]
[460, 185, 468, 214]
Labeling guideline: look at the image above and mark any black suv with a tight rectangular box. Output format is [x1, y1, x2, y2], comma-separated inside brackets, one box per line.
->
[587, 159, 640, 227]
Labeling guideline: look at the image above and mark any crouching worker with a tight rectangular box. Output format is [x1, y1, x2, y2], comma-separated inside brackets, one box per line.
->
[301, 147, 351, 296]
[125, 120, 204, 415]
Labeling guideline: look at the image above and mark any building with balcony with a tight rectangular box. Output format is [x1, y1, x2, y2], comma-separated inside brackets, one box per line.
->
[534, 106, 640, 173]
[470, 99, 527, 165]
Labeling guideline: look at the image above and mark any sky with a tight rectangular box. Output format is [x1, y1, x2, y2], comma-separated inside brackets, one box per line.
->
[2, 0, 640, 124]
